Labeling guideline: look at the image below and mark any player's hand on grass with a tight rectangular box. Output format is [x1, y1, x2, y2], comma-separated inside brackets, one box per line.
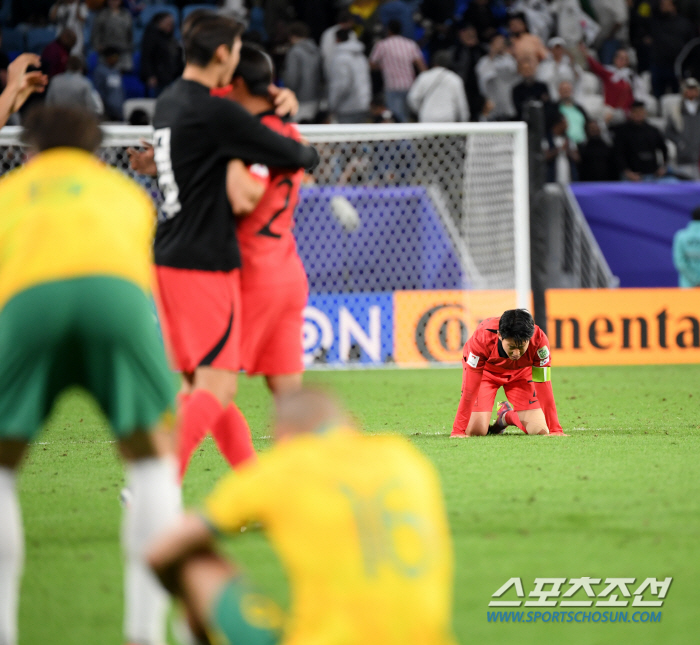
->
[127, 140, 157, 176]
[268, 84, 299, 118]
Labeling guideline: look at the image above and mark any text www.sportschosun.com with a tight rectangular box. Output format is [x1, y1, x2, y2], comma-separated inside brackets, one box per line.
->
[487, 610, 662, 623]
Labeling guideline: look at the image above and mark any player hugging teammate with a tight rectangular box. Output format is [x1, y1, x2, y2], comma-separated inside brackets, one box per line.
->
[141, 11, 318, 479]
[451, 309, 566, 437]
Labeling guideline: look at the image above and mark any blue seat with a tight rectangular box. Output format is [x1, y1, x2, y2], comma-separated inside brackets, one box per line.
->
[132, 49, 141, 77]
[86, 50, 99, 76]
[122, 73, 146, 99]
[181, 3, 218, 23]
[2, 27, 25, 52]
[26, 27, 56, 55]
[138, 5, 180, 38]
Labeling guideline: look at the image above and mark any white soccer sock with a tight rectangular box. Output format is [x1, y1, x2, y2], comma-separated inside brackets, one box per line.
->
[122, 457, 181, 645]
[0, 468, 23, 645]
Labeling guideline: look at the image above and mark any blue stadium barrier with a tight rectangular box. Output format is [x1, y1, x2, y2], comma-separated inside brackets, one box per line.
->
[293, 185, 464, 293]
[1, 27, 25, 52]
[571, 182, 700, 287]
[26, 27, 56, 54]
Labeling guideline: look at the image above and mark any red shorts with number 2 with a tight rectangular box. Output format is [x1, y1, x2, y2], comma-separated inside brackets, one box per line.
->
[472, 367, 540, 412]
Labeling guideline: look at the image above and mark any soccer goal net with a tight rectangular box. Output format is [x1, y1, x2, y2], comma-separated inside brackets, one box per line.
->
[0, 122, 529, 369]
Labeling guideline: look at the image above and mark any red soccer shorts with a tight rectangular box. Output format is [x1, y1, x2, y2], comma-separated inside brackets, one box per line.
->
[154, 266, 241, 374]
[472, 367, 540, 412]
[240, 280, 307, 376]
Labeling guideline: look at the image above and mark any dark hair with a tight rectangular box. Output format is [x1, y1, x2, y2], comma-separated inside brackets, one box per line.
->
[337, 8, 353, 25]
[631, 100, 646, 109]
[508, 12, 528, 31]
[499, 309, 535, 343]
[387, 19, 402, 36]
[183, 12, 244, 66]
[129, 108, 151, 125]
[336, 27, 350, 43]
[181, 8, 215, 37]
[546, 110, 565, 131]
[232, 43, 273, 97]
[288, 21, 309, 39]
[103, 45, 122, 58]
[21, 106, 102, 153]
[149, 11, 173, 30]
[66, 55, 84, 72]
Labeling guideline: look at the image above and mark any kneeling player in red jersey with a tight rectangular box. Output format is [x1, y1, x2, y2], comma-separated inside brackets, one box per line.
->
[221, 45, 308, 399]
[451, 309, 566, 437]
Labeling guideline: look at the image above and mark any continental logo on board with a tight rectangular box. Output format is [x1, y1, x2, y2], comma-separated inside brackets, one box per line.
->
[546, 289, 700, 366]
[393, 290, 517, 365]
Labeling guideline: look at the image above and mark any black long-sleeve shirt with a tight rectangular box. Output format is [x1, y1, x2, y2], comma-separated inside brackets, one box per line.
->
[153, 79, 319, 271]
[613, 120, 667, 175]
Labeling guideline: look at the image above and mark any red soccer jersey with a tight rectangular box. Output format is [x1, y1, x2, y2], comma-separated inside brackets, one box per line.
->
[463, 316, 552, 374]
[452, 316, 562, 435]
[235, 113, 307, 289]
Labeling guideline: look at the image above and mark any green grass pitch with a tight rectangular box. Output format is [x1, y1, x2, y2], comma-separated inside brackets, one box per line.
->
[16, 364, 700, 645]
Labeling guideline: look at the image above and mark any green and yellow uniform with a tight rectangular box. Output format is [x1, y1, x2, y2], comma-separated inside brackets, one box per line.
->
[204, 427, 457, 645]
[0, 148, 174, 438]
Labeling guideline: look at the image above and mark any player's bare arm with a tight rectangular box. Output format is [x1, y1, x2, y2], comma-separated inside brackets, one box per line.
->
[0, 53, 47, 128]
[226, 160, 267, 216]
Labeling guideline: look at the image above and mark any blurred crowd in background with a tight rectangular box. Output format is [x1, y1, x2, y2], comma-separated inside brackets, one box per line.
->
[2, 0, 700, 182]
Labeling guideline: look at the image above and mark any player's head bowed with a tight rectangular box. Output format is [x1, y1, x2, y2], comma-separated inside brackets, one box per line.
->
[499, 309, 535, 344]
[232, 44, 275, 97]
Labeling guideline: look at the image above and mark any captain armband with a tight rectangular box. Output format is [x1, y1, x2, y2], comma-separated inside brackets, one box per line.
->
[532, 366, 551, 383]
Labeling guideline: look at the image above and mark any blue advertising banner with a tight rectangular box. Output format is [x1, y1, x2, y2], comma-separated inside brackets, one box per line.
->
[303, 293, 394, 367]
[571, 183, 700, 287]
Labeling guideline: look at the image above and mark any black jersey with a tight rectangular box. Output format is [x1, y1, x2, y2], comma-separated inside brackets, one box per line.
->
[152, 79, 318, 271]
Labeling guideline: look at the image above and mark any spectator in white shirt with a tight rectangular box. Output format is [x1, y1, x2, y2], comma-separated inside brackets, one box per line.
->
[407, 50, 469, 122]
[49, 0, 88, 57]
[369, 19, 426, 122]
[320, 9, 358, 82]
[536, 36, 581, 100]
[328, 28, 372, 123]
[475, 33, 519, 119]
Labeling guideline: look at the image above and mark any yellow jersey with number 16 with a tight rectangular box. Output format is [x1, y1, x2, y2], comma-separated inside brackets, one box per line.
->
[205, 427, 457, 645]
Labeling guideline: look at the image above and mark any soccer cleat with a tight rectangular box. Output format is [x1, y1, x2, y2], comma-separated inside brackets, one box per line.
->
[494, 400, 514, 433]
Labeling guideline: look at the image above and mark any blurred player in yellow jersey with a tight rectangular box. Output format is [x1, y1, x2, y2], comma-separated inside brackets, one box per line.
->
[0, 106, 180, 645]
[148, 388, 457, 645]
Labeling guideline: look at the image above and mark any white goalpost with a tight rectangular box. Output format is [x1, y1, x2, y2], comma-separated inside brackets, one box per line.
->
[0, 121, 530, 368]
